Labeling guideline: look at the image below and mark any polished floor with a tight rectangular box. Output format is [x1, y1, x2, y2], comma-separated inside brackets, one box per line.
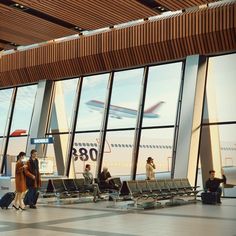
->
[0, 198, 236, 236]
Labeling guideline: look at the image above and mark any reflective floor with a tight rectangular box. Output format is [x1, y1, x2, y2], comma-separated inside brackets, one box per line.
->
[0, 198, 236, 236]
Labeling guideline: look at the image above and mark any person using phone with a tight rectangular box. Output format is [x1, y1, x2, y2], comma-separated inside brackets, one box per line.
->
[146, 157, 156, 180]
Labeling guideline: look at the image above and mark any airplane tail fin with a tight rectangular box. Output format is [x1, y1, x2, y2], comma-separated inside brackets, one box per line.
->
[144, 101, 164, 114]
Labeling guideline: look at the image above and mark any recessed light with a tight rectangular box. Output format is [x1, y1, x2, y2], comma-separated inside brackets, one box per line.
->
[74, 26, 83, 31]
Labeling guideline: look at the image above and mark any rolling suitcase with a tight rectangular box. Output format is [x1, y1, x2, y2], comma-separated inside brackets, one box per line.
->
[0, 192, 15, 209]
[24, 190, 39, 206]
[201, 192, 218, 204]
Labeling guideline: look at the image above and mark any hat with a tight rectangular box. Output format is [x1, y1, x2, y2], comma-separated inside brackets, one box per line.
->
[147, 157, 153, 161]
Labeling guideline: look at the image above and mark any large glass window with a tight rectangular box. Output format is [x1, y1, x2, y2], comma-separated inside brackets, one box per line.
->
[73, 132, 101, 178]
[49, 78, 79, 133]
[198, 124, 236, 197]
[0, 88, 13, 136]
[44, 134, 71, 176]
[200, 53, 236, 197]
[6, 137, 28, 176]
[0, 88, 13, 170]
[136, 128, 174, 178]
[203, 54, 236, 123]
[142, 62, 182, 127]
[102, 130, 135, 178]
[10, 85, 37, 136]
[76, 74, 109, 131]
[107, 68, 143, 129]
[0, 138, 5, 170]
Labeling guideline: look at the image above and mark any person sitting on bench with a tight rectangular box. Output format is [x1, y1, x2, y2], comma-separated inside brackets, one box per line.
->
[83, 164, 102, 202]
[98, 167, 119, 191]
[205, 169, 226, 204]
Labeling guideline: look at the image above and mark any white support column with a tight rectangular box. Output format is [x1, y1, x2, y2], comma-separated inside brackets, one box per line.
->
[200, 61, 222, 183]
[174, 55, 208, 185]
[26, 80, 53, 157]
[50, 82, 72, 176]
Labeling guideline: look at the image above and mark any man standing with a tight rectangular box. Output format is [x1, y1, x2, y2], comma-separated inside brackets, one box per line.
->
[24, 149, 41, 208]
[205, 169, 226, 204]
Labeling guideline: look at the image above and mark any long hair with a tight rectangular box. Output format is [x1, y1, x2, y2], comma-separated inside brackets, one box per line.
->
[17, 151, 26, 161]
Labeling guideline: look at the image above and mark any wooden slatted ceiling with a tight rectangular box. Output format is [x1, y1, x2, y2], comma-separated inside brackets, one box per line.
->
[154, 0, 216, 11]
[0, 0, 220, 50]
[14, 0, 220, 29]
[0, 2, 235, 87]
[14, 0, 158, 30]
[0, 4, 75, 47]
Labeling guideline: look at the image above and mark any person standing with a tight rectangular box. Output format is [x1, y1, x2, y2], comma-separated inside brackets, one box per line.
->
[24, 149, 41, 208]
[13, 152, 27, 210]
[146, 157, 156, 180]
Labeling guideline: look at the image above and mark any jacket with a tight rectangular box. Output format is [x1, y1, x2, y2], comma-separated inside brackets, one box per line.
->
[24, 158, 41, 188]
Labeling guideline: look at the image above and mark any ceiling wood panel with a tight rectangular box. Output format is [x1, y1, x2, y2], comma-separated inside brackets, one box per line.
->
[0, 2, 235, 87]
[0, 0, 221, 50]
[0, 3, 76, 47]
[154, 0, 215, 10]
[14, 0, 157, 30]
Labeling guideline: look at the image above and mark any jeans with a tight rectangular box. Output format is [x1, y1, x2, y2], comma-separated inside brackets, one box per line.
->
[216, 187, 222, 203]
[84, 184, 100, 198]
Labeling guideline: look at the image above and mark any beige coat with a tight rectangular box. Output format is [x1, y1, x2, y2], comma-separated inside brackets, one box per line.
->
[146, 163, 156, 180]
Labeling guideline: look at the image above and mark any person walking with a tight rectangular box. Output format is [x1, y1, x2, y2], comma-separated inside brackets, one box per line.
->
[13, 151, 27, 210]
[24, 149, 41, 209]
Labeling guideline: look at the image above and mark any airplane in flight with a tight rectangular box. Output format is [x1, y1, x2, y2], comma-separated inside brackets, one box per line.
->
[86, 100, 164, 119]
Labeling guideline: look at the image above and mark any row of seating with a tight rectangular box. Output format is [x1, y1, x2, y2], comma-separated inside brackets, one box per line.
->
[40, 177, 198, 204]
[40, 177, 122, 199]
[119, 179, 199, 201]
[40, 178, 93, 198]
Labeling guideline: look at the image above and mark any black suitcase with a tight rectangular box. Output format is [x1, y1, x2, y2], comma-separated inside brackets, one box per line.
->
[0, 192, 15, 209]
[24, 190, 39, 206]
[201, 192, 218, 204]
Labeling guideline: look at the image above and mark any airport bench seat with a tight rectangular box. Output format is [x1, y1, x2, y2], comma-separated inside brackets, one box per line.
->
[39, 179, 55, 198]
[119, 178, 199, 203]
[51, 179, 70, 198]
[73, 178, 93, 196]
[147, 180, 171, 199]
[63, 179, 80, 197]
[180, 178, 199, 196]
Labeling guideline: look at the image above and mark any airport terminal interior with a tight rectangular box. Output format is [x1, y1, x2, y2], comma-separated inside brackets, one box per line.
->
[0, 0, 236, 235]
